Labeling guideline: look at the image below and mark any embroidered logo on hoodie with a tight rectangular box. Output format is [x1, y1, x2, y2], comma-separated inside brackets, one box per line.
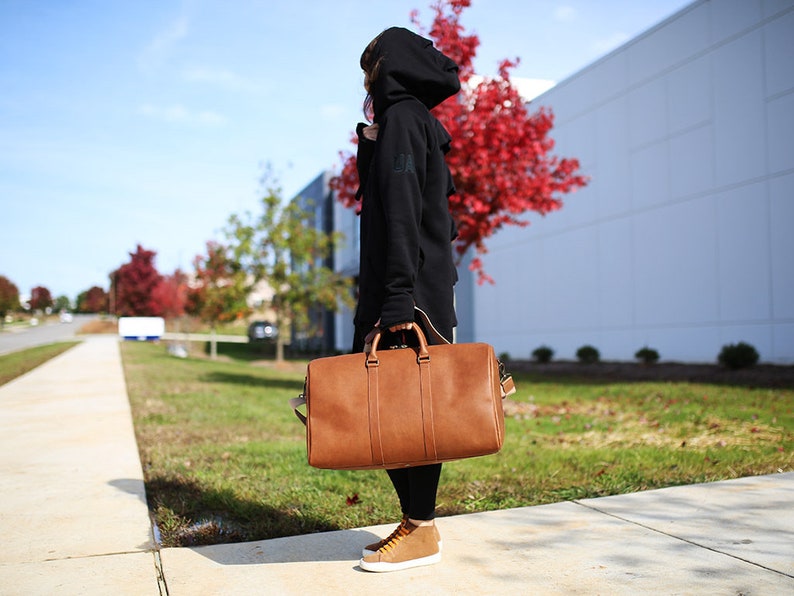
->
[393, 153, 416, 173]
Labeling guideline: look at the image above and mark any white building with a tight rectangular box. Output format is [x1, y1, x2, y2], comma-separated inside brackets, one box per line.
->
[299, 0, 794, 364]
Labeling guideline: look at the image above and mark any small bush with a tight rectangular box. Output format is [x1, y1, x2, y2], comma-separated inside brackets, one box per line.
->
[532, 345, 554, 363]
[576, 345, 600, 364]
[718, 342, 759, 370]
[498, 352, 511, 363]
[635, 346, 660, 364]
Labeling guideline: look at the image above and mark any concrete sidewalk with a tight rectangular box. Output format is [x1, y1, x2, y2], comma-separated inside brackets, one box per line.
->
[1, 337, 792, 595]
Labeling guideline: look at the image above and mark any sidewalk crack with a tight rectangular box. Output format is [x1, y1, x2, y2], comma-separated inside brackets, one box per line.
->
[572, 500, 794, 580]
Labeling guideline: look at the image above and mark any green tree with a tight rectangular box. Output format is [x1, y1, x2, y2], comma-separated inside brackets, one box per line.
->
[187, 241, 251, 359]
[0, 275, 21, 324]
[53, 295, 72, 312]
[226, 175, 354, 362]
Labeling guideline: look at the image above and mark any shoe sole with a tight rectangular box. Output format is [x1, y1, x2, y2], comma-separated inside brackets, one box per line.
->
[361, 540, 442, 558]
[359, 551, 441, 573]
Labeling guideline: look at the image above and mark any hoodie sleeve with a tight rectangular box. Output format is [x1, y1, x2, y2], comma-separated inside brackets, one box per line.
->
[355, 122, 375, 201]
[375, 105, 429, 329]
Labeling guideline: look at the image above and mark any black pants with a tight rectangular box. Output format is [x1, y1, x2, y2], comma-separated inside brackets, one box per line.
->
[353, 322, 445, 521]
[386, 463, 442, 520]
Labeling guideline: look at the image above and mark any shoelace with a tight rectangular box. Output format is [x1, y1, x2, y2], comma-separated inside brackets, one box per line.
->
[373, 517, 407, 549]
[378, 524, 411, 553]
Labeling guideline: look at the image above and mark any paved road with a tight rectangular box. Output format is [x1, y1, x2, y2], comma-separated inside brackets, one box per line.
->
[0, 314, 99, 356]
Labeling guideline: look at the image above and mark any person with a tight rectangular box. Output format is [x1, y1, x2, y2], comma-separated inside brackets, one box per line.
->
[350, 27, 461, 573]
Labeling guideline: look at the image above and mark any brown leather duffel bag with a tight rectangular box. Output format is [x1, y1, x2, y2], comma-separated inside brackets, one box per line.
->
[290, 325, 513, 470]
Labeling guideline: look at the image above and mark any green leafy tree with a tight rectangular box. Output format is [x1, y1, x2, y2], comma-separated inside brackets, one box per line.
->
[0, 275, 21, 324]
[226, 175, 354, 362]
[187, 241, 251, 359]
[53, 295, 72, 312]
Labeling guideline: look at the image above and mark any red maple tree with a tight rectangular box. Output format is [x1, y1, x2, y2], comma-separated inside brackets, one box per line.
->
[151, 269, 188, 320]
[330, 0, 588, 283]
[111, 245, 163, 317]
[77, 286, 108, 314]
[29, 286, 53, 312]
[0, 275, 20, 319]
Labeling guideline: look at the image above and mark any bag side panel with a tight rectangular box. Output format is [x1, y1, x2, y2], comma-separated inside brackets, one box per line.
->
[427, 343, 505, 460]
[306, 354, 373, 469]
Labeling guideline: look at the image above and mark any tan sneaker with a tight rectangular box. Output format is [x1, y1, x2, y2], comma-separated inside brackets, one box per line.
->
[362, 515, 408, 556]
[362, 517, 442, 556]
[359, 521, 441, 572]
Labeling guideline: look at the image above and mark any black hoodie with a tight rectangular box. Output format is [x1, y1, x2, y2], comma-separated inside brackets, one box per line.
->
[353, 27, 461, 341]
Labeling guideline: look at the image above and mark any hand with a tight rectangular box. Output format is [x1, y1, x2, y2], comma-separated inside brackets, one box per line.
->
[362, 319, 413, 352]
[362, 123, 379, 141]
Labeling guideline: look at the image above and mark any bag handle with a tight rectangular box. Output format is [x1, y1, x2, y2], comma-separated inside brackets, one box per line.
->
[367, 324, 430, 366]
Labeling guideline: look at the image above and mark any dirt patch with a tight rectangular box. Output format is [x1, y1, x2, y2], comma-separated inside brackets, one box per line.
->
[506, 360, 794, 389]
[78, 320, 118, 334]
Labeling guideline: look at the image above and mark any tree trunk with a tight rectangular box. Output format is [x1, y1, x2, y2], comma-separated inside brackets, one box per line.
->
[275, 312, 285, 363]
[210, 326, 218, 360]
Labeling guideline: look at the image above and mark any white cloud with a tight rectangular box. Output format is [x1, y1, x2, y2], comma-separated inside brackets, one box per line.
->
[137, 103, 227, 126]
[512, 77, 557, 101]
[138, 15, 189, 72]
[467, 75, 556, 102]
[553, 5, 578, 22]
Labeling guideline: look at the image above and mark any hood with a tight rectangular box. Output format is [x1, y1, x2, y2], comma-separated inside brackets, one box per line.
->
[366, 27, 460, 120]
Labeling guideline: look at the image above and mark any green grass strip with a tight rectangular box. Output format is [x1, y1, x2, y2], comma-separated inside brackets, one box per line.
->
[0, 342, 80, 387]
[121, 341, 794, 547]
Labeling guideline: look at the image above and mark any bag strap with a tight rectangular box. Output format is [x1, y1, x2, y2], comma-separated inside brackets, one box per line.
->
[289, 395, 307, 426]
[290, 377, 308, 425]
[414, 306, 451, 345]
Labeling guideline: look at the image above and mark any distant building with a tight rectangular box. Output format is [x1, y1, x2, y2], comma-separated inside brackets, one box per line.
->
[292, 171, 356, 354]
[298, 0, 794, 363]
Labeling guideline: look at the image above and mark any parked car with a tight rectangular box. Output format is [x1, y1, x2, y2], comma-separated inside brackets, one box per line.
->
[247, 320, 278, 342]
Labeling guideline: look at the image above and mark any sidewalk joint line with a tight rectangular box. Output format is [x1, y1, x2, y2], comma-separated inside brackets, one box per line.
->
[153, 550, 169, 596]
[42, 548, 157, 563]
[572, 500, 794, 580]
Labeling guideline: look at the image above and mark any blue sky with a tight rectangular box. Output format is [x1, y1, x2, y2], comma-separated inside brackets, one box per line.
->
[0, 0, 693, 301]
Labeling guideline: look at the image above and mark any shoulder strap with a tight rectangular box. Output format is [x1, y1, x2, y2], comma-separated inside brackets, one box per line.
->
[414, 306, 516, 398]
[414, 306, 451, 345]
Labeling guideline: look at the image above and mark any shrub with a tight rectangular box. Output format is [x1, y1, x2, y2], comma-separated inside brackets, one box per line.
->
[498, 352, 511, 363]
[532, 345, 554, 363]
[635, 346, 660, 364]
[576, 345, 600, 364]
[718, 342, 759, 370]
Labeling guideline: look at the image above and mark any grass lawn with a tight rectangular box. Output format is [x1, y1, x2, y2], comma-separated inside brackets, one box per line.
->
[0, 342, 79, 386]
[121, 341, 793, 547]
